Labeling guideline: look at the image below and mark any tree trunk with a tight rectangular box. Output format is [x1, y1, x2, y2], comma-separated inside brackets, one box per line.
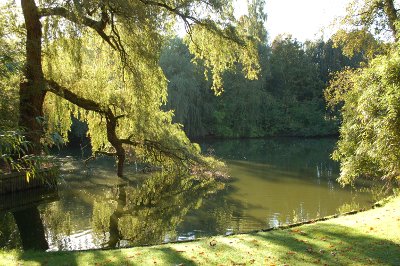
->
[46, 80, 129, 177]
[20, 0, 46, 154]
[383, 0, 399, 41]
[106, 112, 126, 177]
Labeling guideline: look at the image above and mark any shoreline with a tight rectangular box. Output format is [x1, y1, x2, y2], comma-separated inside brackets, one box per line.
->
[1, 194, 399, 265]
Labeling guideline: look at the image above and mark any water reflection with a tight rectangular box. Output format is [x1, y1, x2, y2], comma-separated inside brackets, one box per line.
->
[191, 138, 374, 231]
[0, 187, 59, 250]
[0, 212, 20, 249]
[91, 173, 225, 248]
[0, 138, 377, 251]
[12, 207, 49, 250]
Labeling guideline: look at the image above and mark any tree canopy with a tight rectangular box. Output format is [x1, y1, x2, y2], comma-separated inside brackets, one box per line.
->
[0, 0, 261, 177]
[328, 51, 400, 185]
[326, 0, 400, 185]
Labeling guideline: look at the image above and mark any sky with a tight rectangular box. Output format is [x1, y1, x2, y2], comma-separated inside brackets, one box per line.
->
[235, 0, 350, 42]
[1, 0, 350, 42]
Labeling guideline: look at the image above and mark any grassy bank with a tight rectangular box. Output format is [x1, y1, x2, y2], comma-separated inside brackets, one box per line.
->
[1, 196, 400, 265]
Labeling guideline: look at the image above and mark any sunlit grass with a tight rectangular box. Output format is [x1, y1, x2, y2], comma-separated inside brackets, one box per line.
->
[1, 196, 400, 265]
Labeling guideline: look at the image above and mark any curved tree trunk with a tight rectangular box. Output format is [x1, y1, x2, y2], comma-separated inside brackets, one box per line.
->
[20, 0, 46, 154]
[20, 0, 131, 177]
[46, 79, 130, 177]
[106, 112, 126, 177]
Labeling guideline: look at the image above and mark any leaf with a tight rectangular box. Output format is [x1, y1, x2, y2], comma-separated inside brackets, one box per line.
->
[26, 171, 30, 183]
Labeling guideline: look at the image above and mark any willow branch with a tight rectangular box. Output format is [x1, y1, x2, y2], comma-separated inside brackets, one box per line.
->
[46, 79, 107, 114]
[137, 0, 244, 45]
[95, 151, 117, 156]
[38, 7, 116, 50]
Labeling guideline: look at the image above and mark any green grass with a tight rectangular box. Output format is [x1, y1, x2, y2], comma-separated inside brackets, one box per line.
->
[2, 196, 400, 265]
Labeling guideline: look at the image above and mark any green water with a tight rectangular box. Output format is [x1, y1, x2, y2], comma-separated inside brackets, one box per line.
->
[0, 138, 374, 251]
[187, 138, 372, 232]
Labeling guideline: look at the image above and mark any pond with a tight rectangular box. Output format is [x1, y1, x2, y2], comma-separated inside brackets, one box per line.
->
[0, 138, 375, 251]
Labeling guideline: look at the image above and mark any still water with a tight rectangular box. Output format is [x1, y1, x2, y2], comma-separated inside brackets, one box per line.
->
[0, 138, 374, 251]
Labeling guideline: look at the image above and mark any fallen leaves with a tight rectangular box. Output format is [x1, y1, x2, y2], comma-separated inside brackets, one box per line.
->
[296, 238, 309, 244]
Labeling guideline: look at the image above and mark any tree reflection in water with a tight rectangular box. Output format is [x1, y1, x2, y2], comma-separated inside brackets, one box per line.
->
[0, 212, 21, 249]
[12, 207, 49, 250]
[0, 188, 59, 251]
[91, 172, 226, 248]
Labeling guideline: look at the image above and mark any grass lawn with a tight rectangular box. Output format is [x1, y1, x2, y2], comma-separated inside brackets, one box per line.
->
[1, 196, 400, 265]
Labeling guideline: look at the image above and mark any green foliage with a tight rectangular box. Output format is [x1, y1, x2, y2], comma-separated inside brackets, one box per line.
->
[0, 73, 19, 129]
[327, 48, 400, 185]
[0, 129, 59, 181]
[0, 2, 23, 128]
[160, 38, 214, 138]
[331, 0, 397, 60]
[0, 130, 36, 176]
[324, 0, 400, 186]
[185, 22, 260, 95]
[41, 34, 212, 170]
[332, 29, 387, 60]
[340, 0, 398, 38]
[1, 0, 265, 175]
[162, 35, 361, 138]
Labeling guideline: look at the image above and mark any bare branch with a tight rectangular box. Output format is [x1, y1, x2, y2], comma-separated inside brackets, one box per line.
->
[114, 114, 126, 120]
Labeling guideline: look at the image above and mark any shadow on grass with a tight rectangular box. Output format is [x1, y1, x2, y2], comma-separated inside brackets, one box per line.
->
[19, 249, 129, 266]
[254, 223, 400, 265]
[15, 223, 400, 265]
[154, 247, 196, 266]
[20, 250, 89, 266]
[18, 246, 198, 266]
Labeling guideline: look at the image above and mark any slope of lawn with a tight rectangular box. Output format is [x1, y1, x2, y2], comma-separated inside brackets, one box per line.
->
[1, 196, 400, 265]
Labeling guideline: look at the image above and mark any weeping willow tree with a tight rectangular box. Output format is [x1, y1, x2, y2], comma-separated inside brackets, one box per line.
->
[327, 51, 400, 185]
[326, 0, 400, 185]
[8, 0, 260, 177]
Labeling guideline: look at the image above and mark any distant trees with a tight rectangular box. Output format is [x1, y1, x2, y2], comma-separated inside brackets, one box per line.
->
[160, 38, 214, 138]
[161, 35, 365, 138]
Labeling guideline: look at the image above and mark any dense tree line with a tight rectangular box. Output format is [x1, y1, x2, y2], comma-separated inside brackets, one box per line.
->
[161, 36, 365, 138]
